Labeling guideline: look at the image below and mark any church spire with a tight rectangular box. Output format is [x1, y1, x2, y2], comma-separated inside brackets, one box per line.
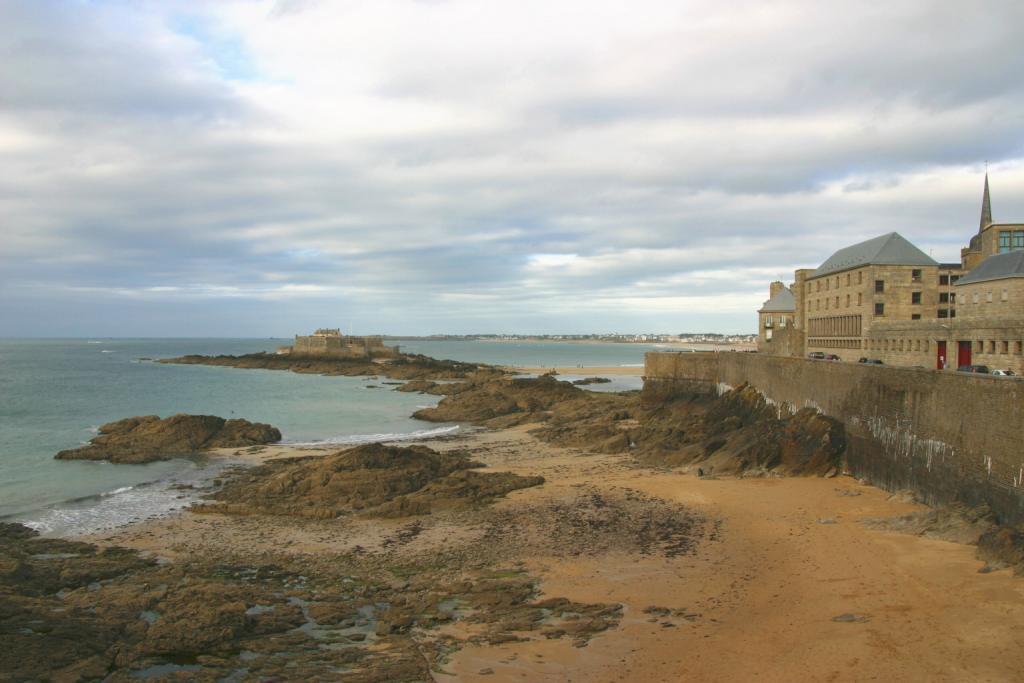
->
[979, 172, 992, 233]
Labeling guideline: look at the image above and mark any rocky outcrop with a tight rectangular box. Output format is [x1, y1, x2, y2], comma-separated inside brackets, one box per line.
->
[55, 414, 281, 464]
[416, 376, 845, 477]
[413, 374, 593, 426]
[0, 520, 625, 682]
[161, 352, 506, 381]
[572, 376, 612, 385]
[193, 443, 544, 519]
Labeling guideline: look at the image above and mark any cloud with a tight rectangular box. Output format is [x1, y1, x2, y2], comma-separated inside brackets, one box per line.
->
[1, 0, 1023, 336]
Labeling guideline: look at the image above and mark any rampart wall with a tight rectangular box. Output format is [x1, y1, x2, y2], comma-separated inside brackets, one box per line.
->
[644, 351, 1024, 524]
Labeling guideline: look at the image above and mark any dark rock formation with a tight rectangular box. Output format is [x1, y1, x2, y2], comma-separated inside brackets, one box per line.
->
[193, 443, 544, 519]
[417, 376, 845, 477]
[161, 351, 506, 381]
[572, 376, 613, 385]
[55, 414, 281, 464]
[1, 519, 627, 681]
[413, 374, 591, 426]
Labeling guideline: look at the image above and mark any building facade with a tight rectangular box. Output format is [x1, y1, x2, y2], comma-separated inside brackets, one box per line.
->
[758, 175, 1024, 373]
[283, 328, 401, 358]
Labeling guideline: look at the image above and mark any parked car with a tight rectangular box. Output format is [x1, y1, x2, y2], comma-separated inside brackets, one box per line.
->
[807, 352, 826, 359]
[857, 358, 884, 365]
[823, 354, 841, 361]
[957, 364, 990, 374]
[991, 369, 1016, 377]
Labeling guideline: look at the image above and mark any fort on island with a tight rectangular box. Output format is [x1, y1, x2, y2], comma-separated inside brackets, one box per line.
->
[278, 328, 401, 359]
[756, 174, 1024, 373]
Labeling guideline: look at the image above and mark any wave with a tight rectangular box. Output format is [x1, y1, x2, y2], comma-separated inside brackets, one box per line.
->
[283, 425, 459, 447]
[12, 460, 239, 537]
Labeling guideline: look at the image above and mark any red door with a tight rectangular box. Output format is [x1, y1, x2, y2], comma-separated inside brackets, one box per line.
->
[957, 341, 971, 369]
[936, 340, 946, 370]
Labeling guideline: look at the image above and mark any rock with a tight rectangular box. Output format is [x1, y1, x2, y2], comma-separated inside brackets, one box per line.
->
[160, 352, 506, 381]
[831, 613, 870, 623]
[193, 443, 544, 519]
[572, 377, 612, 385]
[977, 526, 1024, 575]
[55, 414, 281, 464]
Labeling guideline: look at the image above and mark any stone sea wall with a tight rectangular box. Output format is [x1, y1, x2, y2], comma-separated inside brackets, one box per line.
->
[644, 351, 1024, 524]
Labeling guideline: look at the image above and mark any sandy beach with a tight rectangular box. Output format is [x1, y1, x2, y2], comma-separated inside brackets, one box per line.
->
[88, 425, 1024, 682]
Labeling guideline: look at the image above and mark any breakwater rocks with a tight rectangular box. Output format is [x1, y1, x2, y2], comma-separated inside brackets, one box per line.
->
[0, 520, 626, 682]
[414, 375, 846, 477]
[55, 414, 281, 464]
[193, 443, 545, 519]
[161, 351, 505, 381]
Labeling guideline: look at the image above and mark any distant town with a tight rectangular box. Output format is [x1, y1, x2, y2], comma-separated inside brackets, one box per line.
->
[385, 333, 758, 344]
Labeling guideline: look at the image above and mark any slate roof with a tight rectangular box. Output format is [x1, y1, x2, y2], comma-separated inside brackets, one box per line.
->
[812, 232, 937, 277]
[957, 251, 1024, 285]
[759, 287, 795, 312]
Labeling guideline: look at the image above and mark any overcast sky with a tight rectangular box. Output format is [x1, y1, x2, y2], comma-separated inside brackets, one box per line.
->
[2, 0, 1023, 337]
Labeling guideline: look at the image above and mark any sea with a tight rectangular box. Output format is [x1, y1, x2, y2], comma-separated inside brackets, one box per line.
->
[0, 338, 666, 537]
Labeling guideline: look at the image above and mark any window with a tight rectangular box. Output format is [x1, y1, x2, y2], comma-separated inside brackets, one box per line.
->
[846, 274, 851, 286]
[950, 293, 957, 304]
[826, 279, 830, 291]
[976, 341, 983, 353]
[875, 280, 885, 293]
[911, 314, 921, 320]
[835, 296, 839, 308]
[857, 292, 862, 305]
[939, 292, 949, 303]
[846, 294, 851, 307]
[938, 309, 949, 318]
[857, 271, 863, 284]
[998, 230, 1024, 253]
[874, 303, 885, 316]
[911, 269, 922, 282]
[1001, 341, 1009, 354]
[951, 275, 960, 284]
[1016, 341, 1023, 355]
[973, 293, 980, 304]
[989, 341, 996, 354]
[986, 291, 993, 303]
[951, 309, 957, 318]
[940, 274, 950, 286]
[1002, 289, 1009, 301]
[911, 292, 921, 304]
[817, 281, 821, 292]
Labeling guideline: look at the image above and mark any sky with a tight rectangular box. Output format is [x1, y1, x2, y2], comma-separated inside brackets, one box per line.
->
[2, 0, 1024, 337]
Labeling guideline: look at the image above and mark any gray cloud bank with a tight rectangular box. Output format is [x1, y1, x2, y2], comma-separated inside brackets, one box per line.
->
[2, 0, 1023, 336]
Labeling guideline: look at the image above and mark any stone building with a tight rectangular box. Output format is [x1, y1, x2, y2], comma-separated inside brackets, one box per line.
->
[758, 174, 1024, 373]
[283, 328, 401, 358]
[756, 282, 798, 355]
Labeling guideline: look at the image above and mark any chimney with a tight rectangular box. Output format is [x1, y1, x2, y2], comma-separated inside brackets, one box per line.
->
[769, 281, 785, 299]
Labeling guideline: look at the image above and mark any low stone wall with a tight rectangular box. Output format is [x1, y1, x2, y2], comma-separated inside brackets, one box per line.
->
[644, 351, 1024, 524]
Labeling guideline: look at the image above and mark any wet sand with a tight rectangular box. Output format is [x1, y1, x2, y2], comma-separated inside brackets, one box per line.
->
[94, 426, 1024, 682]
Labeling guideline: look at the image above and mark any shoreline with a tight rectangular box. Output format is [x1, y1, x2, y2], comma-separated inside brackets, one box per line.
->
[78, 423, 1024, 681]
[506, 365, 645, 376]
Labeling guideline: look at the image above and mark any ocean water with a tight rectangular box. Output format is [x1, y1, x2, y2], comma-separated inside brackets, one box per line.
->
[0, 338, 653, 536]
